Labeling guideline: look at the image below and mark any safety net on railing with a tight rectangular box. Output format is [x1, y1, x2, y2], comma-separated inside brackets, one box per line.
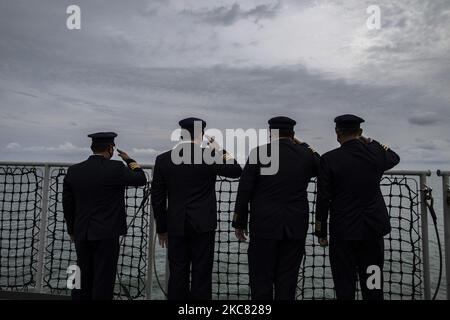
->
[211, 175, 422, 300]
[0, 164, 422, 299]
[0, 166, 42, 290]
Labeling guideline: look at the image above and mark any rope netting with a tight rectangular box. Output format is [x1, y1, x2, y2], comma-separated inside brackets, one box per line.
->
[0, 164, 152, 299]
[0, 166, 42, 290]
[0, 164, 423, 300]
[42, 167, 152, 299]
[212, 175, 422, 300]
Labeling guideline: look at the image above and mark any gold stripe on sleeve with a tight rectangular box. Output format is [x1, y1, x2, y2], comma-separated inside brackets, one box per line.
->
[129, 162, 141, 170]
[223, 152, 234, 161]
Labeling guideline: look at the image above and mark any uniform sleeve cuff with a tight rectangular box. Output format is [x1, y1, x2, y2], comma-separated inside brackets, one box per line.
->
[232, 222, 246, 229]
[156, 222, 167, 234]
[314, 221, 327, 238]
[126, 158, 142, 170]
[232, 213, 247, 229]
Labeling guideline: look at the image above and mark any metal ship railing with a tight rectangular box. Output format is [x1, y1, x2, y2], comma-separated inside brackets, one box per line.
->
[0, 162, 447, 300]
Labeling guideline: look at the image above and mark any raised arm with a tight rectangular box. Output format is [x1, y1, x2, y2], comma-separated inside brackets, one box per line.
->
[379, 142, 400, 171]
[117, 149, 147, 187]
[294, 138, 320, 177]
[300, 141, 321, 178]
[362, 138, 400, 171]
[204, 135, 242, 178]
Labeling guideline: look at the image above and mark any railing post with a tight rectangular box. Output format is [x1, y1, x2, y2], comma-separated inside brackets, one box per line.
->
[146, 187, 155, 300]
[419, 174, 431, 300]
[165, 248, 169, 299]
[437, 170, 450, 300]
[34, 164, 50, 293]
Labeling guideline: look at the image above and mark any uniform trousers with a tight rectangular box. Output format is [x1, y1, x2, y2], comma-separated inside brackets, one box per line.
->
[248, 237, 306, 300]
[329, 238, 384, 300]
[72, 237, 120, 300]
[167, 222, 216, 300]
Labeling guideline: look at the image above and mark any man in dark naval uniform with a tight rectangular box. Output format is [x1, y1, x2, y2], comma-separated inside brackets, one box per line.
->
[315, 114, 400, 300]
[232, 116, 320, 300]
[63, 132, 147, 300]
[151, 118, 242, 300]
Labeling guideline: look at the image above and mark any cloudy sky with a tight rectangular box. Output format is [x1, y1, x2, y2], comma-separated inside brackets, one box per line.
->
[0, 0, 449, 169]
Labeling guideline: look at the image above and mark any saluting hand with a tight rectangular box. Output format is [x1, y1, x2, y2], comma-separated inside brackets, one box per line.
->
[117, 149, 131, 161]
[235, 229, 248, 242]
[158, 233, 168, 248]
[205, 135, 220, 150]
[318, 237, 328, 247]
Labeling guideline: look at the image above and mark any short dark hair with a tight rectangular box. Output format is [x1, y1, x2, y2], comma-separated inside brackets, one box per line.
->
[279, 129, 294, 138]
[336, 127, 360, 136]
[91, 143, 112, 153]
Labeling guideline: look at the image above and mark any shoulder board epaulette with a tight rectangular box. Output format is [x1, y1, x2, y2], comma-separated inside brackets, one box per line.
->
[223, 152, 234, 161]
[380, 143, 389, 151]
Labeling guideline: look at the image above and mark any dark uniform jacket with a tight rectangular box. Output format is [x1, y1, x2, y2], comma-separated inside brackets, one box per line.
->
[232, 138, 320, 239]
[151, 142, 242, 236]
[63, 155, 147, 241]
[315, 139, 400, 240]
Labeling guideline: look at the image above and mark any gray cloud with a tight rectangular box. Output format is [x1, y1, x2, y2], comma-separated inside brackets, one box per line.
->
[132, 147, 160, 155]
[408, 112, 443, 126]
[1, 59, 448, 164]
[181, 2, 281, 26]
[398, 138, 450, 164]
[0, 0, 449, 168]
[140, 0, 168, 17]
[2, 141, 161, 163]
[5, 142, 89, 154]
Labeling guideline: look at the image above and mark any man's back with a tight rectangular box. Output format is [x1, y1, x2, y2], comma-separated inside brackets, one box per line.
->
[151, 143, 242, 236]
[317, 139, 400, 240]
[63, 155, 147, 240]
[234, 138, 320, 239]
